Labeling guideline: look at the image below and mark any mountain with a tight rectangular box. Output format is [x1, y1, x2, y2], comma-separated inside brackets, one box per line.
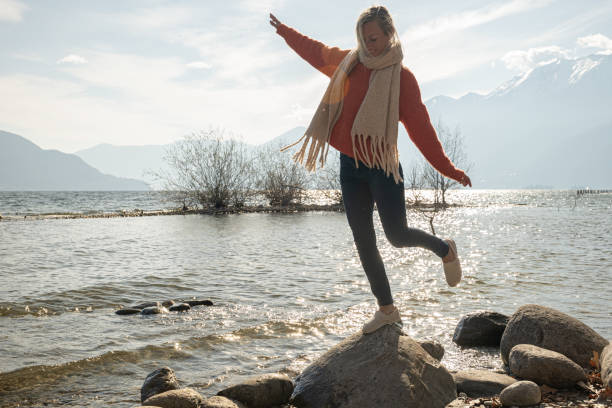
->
[423, 53, 612, 188]
[0, 131, 149, 191]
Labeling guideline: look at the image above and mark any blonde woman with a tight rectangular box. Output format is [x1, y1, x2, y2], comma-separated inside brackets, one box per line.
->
[270, 6, 471, 334]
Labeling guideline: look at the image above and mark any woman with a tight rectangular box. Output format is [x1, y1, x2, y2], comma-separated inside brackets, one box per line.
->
[270, 6, 472, 334]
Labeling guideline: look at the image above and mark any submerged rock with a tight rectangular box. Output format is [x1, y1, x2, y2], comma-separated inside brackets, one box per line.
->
[115, 308, 142, 315]
[218, 373, 293, 408]
[133, 301, 160, 309]
[500, 304, 608, 367]
[141, 366, 181, 403]
[600, 341, 612, 390]
[453, 369, 516, 397]
[186, 299, 214, 307]
[452, 311, 509, 347]
[169, 303, 191, 312]
[290, 325, 456, 408]
[141, 306, 169, 315]
[509, 344, 587, 388]
[143, 388, 204, 408]
[500, 380, 541, 407]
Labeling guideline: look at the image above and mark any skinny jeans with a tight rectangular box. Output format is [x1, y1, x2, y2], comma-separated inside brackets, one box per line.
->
[340, 153, 450, 306]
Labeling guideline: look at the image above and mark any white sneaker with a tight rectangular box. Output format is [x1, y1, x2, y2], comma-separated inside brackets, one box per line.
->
[443, 239, 462, 287]
[362, 308, 402, 334]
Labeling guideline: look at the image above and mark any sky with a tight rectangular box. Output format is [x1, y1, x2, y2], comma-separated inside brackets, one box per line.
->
[1, 0, 611, 153]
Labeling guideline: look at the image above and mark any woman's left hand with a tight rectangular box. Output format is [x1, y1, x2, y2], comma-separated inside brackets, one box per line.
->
[460, 174, 472, 187]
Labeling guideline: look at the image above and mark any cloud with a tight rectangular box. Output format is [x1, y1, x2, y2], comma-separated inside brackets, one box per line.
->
[57, 54, 88, 65]
[577, 33, 612, 52]
[118, 6, 193, 29]
[0, 0, 27, 22]
[402, 0, 554, 42]
[186, 61, 212, 69]
[501, 46, 571, 72]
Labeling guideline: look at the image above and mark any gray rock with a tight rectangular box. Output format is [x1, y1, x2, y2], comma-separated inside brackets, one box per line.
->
[600, 341, 612, 389]
[500, 304, 608, 367]
[186, 299, 213, 307]
[169, 303, 191, 312]
[418, 340, 445, 361]
[201, 396, 247, 408]
[453, 369, 517, 397]
[290, 325, 456, 408]
[218, 373, 293, 408]
[141, 306, 169, 315]
[162, 300, 175, 307]
[445, 399, 470, 408]
[116, 308, 142, 315]
[143, 388, 204, 408]
[500, 380, 541, 407]
[452, 311, 509, 347]
[508, 344, 587, 388]
[141, 366, 181, 403]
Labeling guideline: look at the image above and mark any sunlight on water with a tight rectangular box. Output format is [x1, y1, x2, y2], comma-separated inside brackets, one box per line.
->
[0, 190, 610, 407]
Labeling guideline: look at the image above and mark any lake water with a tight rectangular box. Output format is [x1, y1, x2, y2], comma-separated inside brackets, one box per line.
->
[0, 190, 610, 407]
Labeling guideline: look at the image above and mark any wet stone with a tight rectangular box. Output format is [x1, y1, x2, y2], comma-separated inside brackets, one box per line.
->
[162, 300, 175, 307]
[186, 299, 213, 307]
[141, 306, 169, 315]
[141, 366, 181, 403]
[169, 303, 191, 312]
[115, 308, 142, 315]
[133, 301, 160, 309]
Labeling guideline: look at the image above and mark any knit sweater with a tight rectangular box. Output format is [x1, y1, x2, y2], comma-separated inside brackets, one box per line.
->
[276, 23, 465, 183]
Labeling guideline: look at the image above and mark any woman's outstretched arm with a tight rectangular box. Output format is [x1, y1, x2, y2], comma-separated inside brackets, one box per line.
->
[269, 13, 349, 78]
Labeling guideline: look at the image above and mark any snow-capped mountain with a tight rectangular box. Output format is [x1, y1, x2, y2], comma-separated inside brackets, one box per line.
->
[422, 53, 612, 188]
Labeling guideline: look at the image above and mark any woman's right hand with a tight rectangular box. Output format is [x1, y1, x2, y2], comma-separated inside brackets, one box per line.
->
[269, 13, 281, 29]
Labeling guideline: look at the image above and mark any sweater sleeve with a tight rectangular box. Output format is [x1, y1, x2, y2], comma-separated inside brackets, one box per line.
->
[399, 69, 465, 183]
[276, 23, 350, 78]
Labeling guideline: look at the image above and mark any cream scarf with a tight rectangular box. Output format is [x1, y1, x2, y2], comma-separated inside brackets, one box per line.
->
[282, 32, 404, 183]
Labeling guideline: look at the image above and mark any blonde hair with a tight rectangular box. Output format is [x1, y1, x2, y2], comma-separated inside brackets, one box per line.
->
[355, 5, 400, 53]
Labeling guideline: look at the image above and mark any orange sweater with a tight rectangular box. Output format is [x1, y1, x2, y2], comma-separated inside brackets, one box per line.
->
[277, 24, 465, 182]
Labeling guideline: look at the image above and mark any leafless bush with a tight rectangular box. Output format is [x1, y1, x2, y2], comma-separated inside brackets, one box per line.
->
[153, 129, 255, 208]
[314, 149, 343, 205]
[255, 143, 310, 206]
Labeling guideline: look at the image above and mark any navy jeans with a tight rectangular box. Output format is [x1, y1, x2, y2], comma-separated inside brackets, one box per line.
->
[340, 153, 450, 306]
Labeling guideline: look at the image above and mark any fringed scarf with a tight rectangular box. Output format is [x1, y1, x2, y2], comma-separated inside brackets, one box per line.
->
[281, 29, 404, 183]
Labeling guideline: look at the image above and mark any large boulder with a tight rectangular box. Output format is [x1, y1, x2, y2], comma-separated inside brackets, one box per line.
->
[452, 311, 509, 347]
[499, 380, 541, 407]
[290, 325, 456, 408]
[500, 304, 608, 367]
[143, 388, 204, 408]
[452, 369, 516, 397]
[201, 396, 247, 408]
[141, 367, 181, 403]
[508, 344, 587, 388]
[217, 373, 293, 408]
[600, 341, 612, 389]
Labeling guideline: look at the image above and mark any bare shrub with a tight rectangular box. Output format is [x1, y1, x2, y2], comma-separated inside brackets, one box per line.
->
[256, 143, 310, 206]
[314, 149, 343, 205]
[154, 129, 255, 208]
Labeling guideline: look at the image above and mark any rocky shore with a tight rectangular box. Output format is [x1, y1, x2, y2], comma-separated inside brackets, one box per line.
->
[130, 304, 610, 408]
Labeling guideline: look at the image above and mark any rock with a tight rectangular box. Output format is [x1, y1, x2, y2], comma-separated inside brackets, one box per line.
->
[162, 300, 175, 307]
[141, 306, 169, 315]
[600, 341, 612, 389]
[452, 311, 509, 347]
[290, 325, 456, 408]
[500, 304, 608, 367]
[218, 373, 293, 408]
[418, 340, 445, 361]
[143, 388, 204, 408]
[169, 303, 191, 312]
[508, 344, 587, 388]
[186, 299, 213, 307]
[141, 366, 181, 403]
[500, 380, 541, 407]
[453, 369, 517, 397]
[116, 308, 142, 315]
[445, 399, 470, 407]
[201, 396, 247, 408]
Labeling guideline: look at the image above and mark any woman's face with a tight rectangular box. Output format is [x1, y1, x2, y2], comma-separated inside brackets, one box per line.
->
[362, 20, 390, 57]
